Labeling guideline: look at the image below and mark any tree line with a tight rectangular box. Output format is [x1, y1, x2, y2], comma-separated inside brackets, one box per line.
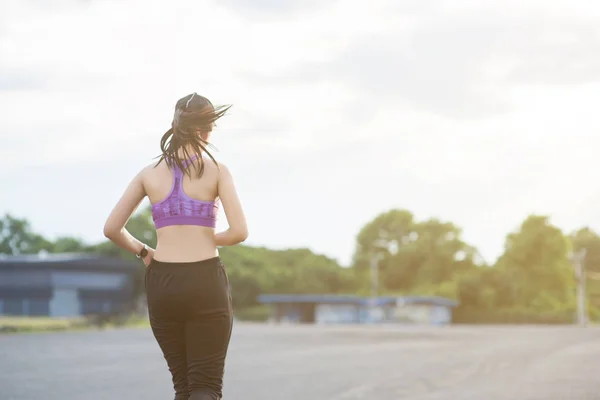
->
[1, 207, 599, 323]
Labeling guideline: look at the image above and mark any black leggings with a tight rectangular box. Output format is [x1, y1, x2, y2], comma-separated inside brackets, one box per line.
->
[145, 257, 233, 400]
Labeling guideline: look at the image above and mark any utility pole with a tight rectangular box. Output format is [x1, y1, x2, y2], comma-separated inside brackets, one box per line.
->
[368, 240, 398, 323]
[369, 252, 382, 323]
[571, 249, 588, 327]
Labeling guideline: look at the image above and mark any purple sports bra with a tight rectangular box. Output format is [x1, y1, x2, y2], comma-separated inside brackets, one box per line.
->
[151, 155, 219, 229]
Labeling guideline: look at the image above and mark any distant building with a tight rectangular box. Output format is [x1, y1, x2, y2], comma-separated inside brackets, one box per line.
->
[0, 253, 139, 318]
[257, 294, 459, 326]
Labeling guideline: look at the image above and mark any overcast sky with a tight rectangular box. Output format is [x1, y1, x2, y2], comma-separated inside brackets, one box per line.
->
[1, 0, 599, 266]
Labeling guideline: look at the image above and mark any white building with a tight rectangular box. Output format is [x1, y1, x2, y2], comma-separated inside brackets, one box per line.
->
[258, 294, 458, 326]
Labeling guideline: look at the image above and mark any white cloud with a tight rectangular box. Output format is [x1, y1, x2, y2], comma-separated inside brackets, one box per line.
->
[1, 0, 600, 266]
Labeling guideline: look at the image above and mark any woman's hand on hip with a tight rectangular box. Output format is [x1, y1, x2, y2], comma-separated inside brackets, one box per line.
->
[142, 247, 155, 267]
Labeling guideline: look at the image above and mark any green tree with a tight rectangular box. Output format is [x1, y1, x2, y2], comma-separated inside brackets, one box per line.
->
[411, 218, 479, 286]
[352, 209, 418, 292]
[495, 215, 573, 310]
[352, 209, 479, 293]
[51, 237, 88, 253]
[219, 245, 357, 309]
[456, 266, 513, 311]
[0, 214, 53, 255]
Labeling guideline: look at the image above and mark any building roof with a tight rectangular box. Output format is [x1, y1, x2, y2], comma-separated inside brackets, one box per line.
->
[0, 252, 139, 272]
[257, 294, 459, 308]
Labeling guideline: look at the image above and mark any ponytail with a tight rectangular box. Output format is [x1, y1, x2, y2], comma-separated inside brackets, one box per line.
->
[155, 101, 231, 178]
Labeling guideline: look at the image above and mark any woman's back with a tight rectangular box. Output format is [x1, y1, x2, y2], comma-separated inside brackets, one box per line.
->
[144, 155, 222, 262]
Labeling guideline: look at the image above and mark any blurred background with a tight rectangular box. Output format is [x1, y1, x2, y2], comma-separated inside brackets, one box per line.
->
[1, 0, 600, 399]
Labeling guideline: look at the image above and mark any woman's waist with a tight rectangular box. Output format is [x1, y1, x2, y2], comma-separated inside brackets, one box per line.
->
[156, 228, 215, 245]
[154, 240, 218, 263]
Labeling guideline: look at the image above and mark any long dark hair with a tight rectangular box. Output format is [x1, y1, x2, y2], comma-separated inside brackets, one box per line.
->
[155, 93, 231, 178]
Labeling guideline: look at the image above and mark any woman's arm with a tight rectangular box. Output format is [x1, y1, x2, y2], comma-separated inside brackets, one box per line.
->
[215, 163, 248, 246]
[103, 168, 154, 260]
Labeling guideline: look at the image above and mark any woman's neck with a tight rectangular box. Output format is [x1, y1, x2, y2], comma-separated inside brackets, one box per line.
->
[177, 145, 203, 158]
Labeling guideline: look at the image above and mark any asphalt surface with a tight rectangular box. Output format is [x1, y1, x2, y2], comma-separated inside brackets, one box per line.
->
[1, 323, 599, 400]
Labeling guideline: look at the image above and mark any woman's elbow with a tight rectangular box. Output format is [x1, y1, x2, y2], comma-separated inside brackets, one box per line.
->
[103, 224, 120, 240]
[234, 227, 248, 243]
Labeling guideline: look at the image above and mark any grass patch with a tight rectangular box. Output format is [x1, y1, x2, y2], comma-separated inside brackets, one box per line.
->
[0, 316, 88, 334]
[118, 314, 150, 328]
[0, 314, 150, 334]
[234, 305, 271, 322]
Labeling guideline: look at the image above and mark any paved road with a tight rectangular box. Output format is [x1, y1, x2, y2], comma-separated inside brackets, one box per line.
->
[1, 323, 599, 400]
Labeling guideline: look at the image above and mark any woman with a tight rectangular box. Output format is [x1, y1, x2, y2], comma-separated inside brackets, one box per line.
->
[103, 92, 248, 400]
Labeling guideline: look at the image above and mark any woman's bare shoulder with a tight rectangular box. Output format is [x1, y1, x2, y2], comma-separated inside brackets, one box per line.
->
[139, 160, 167, 180]
[214, 159, 232, 176]
[200, 156, 226, 176]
